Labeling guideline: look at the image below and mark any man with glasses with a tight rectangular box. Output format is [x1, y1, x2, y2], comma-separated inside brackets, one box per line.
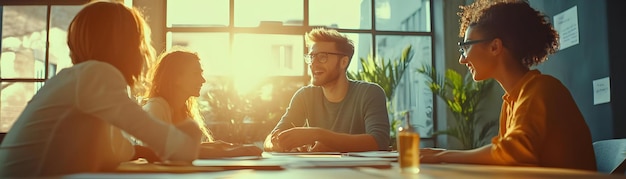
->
[264, 28, 390, 152]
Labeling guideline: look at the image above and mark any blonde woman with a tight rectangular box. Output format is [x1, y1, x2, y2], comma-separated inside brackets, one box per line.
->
[139, 48, 262, 160]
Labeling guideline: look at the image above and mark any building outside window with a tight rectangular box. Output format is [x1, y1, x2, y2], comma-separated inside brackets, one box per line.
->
[0, 2, 84, 132]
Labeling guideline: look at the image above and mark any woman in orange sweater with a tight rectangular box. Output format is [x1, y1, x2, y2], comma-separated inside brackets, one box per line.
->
[420, 0, 596, 171]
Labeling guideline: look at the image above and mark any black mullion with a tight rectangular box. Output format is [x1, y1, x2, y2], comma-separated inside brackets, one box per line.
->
[229, 0, 234, 29]
[0, 6, 3, 81]
[371, 0, 376, 59]
[303, 0, 309, 27]
[0, 0, 88, 5]
[229, 0, 234, 70]
[44, 5, 51, 80]
[427, 0, 437, 144]
[168, 26, 310, 35]
[1, 79, 47, 82]
[339, 30, 431, 36]
[303, 0, 309, 78]
[162, 0, 167, 51]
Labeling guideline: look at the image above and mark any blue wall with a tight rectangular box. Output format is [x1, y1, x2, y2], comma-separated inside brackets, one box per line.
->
[529, 0, 625, 141]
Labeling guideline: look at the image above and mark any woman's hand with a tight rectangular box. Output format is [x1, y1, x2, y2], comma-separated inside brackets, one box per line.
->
[420, 148, 446, 163]
[201, 140, 235, 150]
[131, 145, 162, 163]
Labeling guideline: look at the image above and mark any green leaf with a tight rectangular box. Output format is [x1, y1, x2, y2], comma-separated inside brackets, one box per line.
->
[417, 63, 497, 149]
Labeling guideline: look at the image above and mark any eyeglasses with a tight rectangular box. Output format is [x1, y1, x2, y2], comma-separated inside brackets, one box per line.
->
[458, 39, 492, 58]
[304, 52, 346, 64]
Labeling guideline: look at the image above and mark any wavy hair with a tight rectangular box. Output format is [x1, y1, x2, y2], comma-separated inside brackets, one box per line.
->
[145, 47, 213, 142]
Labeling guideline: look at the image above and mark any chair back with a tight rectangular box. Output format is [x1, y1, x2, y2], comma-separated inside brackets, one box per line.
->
[593, 138, 626, 174]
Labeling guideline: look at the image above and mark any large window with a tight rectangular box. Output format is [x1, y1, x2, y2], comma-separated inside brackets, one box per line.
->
[165, 0, 434, 143]
[0, 1, 86, 132]
[0, 0, 435, 144]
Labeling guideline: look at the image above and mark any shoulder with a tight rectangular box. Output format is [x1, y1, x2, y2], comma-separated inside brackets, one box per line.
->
[74, 60, 125, 82]
[294, 85, 322, 95]
[524, 72, 566, 91]
[520, 71, 570, 98]
[349, 80, 386, 99]
[75, 60, 121, 74]
[350, 80, 385, 93]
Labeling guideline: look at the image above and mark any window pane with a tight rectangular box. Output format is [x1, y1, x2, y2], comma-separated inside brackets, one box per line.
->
[375, 35, 433, 137]
[234, 0, 302, 27]
[1, 6, 47, 79]
[167, 0, 229, 27]
[309, 0, 372, 29]
[1, 82, 41, 132]
[233, 33, 304, 75]
[50, 6, 82, 76]
[375, 0, 431, 32]
[342, 33, 373, 74]
[168, 32, 230, 76]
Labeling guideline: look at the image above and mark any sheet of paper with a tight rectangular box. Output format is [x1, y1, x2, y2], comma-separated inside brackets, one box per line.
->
[593, 77, 611, 105]
[553, 6, 579, 50]
[192, 158, 287, 170]
[344, 151, 399, 158]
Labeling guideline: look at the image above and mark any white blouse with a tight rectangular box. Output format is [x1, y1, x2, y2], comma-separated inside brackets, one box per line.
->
[0, 61, 199, 177]
[143, 97, 173, 124]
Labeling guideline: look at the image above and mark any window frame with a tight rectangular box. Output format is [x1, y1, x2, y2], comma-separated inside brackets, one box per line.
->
[0, 0, 439, 144]
[0, 0, 89, 134]
[164, 0, 437, 142]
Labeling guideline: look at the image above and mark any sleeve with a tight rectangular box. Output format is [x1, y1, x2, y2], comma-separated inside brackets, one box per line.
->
[272, 87, 308, 133]
[75, 62, 199, 161]
[490, 78, 556, 166]
[363, 84, 391, 150]
[109, 126, 135, 162]
[143, 98, 172, 124]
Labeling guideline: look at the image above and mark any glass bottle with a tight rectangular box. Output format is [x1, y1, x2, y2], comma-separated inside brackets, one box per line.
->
[397, 111, 420, 173]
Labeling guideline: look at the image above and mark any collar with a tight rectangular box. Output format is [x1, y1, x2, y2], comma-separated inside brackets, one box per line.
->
[502, 70, 541, 102]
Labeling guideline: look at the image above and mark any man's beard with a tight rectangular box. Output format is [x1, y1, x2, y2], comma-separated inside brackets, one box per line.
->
[311, 62, 341, 87]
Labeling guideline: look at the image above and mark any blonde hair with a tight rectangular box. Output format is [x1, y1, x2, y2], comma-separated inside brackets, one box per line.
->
[145, 47, 213, 142]
[67, 1, 155, 92]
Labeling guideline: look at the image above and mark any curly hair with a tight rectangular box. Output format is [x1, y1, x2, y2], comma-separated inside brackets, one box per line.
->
[458, 0, 559, 67]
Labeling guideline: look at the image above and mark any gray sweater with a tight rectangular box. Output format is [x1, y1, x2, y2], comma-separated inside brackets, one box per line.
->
[273, 80, 390, 150]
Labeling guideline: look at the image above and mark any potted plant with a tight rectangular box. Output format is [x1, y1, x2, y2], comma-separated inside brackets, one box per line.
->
[347, 45, 414, 150]
[201, 77, 303, 144]
[417, 64, 497, 149]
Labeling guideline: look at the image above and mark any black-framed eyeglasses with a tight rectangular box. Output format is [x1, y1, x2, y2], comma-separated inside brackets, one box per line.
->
[304, 52, 346, 64]
[458, 39, 492, 58]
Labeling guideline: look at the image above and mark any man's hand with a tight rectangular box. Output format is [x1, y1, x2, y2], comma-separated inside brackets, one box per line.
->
[274, 127, 331, 152]
[309, 141, 336, 152]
